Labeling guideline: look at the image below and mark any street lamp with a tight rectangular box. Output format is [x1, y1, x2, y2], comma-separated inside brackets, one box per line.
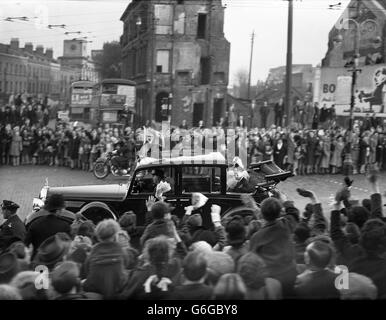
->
[334, 17, 363, 175]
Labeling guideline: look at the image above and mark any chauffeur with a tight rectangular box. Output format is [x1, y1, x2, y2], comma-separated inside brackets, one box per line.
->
[0, 200, 26, 252]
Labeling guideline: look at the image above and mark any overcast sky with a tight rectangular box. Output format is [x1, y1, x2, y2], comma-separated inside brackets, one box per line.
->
[0, 0, 350, 85]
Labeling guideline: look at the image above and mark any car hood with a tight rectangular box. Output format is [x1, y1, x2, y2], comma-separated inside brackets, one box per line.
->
[48, 183, 129, 201]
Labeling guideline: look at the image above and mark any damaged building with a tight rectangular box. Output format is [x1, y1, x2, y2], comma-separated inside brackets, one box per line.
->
[120, 0, 230, 127]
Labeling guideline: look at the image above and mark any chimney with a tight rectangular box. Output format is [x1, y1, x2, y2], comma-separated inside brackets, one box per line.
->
[45, 48, 53, 59]
[10, 38, 19, 50]
[24, 42, 33, 53]
[35, 45, 44, 55]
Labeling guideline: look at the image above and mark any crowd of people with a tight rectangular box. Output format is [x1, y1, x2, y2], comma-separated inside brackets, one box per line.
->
[0, 170, 385, 300]
[1, 100, 386, 177]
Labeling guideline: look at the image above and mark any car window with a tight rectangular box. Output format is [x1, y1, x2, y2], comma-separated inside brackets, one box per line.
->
[131, 167, 175, 195]
[181, 166, 221, 194]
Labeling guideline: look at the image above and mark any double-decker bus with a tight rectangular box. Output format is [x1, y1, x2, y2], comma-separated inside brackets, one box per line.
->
[68, 79, 136, 126]
[92, 78, 136, 125]
[69, 80, 96, 124]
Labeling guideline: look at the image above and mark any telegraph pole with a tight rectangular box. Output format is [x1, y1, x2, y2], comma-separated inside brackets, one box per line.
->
[248, 30, 255, 100]
[285, 0, 293, 126]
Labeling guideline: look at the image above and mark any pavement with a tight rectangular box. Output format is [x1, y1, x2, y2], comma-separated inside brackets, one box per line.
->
[0, 164, 385, 223]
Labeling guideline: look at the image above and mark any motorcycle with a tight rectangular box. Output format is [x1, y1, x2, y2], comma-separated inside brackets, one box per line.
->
[93, 151, 131, 179]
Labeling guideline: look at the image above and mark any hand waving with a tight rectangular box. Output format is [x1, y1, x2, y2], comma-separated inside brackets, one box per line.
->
[146, 196, 156, 212]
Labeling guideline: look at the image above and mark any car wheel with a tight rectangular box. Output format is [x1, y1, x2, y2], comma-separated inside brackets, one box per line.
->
[80, 207, 116, 225]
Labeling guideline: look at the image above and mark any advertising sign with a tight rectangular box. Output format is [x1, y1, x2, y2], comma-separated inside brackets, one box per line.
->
[71, 93, 92, 105]
[319, 65, 386, 117]
[110, 94, 126, 106]
[117, 85, 136, 108]
[100, 94, 110, 107]
[57, 111, 70, 122]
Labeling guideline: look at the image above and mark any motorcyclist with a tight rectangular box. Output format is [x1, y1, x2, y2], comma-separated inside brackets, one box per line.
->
[111, 140, 131, 175]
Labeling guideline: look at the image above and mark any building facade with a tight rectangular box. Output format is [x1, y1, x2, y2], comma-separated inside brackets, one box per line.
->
[58, 39, 100, 83]
[318, 0, 386, 117]
[0, 38, 100, 107]
[120, 0, 230, 127]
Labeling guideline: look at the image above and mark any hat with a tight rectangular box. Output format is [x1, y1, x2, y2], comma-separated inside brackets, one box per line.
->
[34, 234, 71, 269]
[237, 252, 267, 289]
[190, 241, 213, 255]
[1, 200, 19, 211]
[206, 251, 235, 278]
[51, 261, 80, 294]
[339, 273, 378, 300]
[151, 201, 174, 219]
[43, 194, 65, 211]
[119, 211, 136, 229]
[77, 220, 95, 238]
[7, 241, 26, 259]
[187, 214, 203, 228]
[225, 217, 246, 246]
[95, 219, 121, 242]
[0, 253, 20, 284]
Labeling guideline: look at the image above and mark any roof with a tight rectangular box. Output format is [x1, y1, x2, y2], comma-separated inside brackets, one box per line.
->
[136, 152, 228, 170]
[71, 80, 95, 87]
[101, 78, 136, 86]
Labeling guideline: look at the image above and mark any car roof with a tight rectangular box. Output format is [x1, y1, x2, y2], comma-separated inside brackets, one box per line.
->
[135, 152, 228, 170]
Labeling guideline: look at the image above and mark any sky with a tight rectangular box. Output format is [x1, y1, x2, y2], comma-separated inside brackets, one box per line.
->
[0, 0, 351, 85]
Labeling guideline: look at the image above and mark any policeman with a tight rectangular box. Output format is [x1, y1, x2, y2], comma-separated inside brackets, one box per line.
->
[0, 200, 26, 252]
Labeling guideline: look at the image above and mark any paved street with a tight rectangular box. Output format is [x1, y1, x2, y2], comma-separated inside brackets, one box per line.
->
[0, 165, 385, 223]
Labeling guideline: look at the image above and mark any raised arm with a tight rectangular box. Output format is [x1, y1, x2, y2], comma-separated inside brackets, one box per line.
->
[368, 172, 383, 220]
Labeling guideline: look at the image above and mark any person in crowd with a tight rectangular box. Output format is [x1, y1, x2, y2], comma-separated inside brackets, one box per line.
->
[249, 197, 298, 298]
[169, 250, 212, 300]
[25, 194, 72, 258]
[274, 98, 284, 127]
[0, 200, 26, 252]
[212, 273, 247, 300]
[237, 252, 282, 299]
[51, 261, 102, 300]
[222, 216, 248, 264]
[294, 240, 340, 299]
[83, 219, 128, 299]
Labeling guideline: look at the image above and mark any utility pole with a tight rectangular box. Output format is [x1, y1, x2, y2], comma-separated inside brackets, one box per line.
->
[343, 0, 361, 175]
[285, 0, 293, 126]
[247, 30, 255, 100]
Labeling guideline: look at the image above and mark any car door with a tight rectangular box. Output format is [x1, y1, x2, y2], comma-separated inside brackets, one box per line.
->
[175, 165, 228, 227]
[122, 165, 177, 226]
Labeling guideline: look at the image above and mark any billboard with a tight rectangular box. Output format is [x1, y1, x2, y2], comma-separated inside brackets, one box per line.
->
[319, 65, 386, 117]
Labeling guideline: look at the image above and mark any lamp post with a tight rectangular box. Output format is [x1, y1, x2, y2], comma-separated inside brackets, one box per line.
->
[334, 15, 363, 175]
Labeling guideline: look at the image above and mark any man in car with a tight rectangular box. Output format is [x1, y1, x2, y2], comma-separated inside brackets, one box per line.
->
[111, 141, 131, 175]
